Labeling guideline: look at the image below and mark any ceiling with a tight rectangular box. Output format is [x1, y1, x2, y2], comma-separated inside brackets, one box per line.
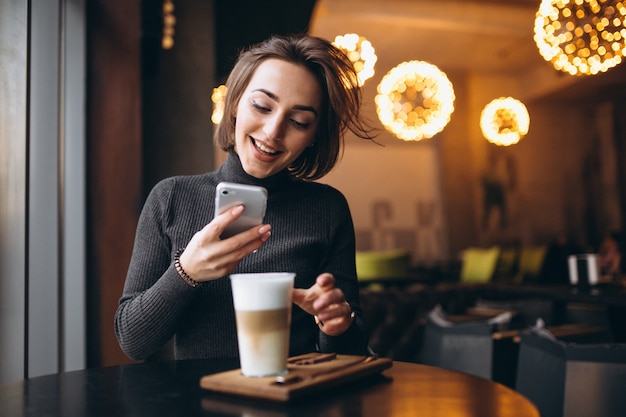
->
[308, 0, 626, 102]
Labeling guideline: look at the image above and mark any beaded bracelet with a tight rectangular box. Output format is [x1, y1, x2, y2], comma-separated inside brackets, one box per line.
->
[174, 248, 201, 288]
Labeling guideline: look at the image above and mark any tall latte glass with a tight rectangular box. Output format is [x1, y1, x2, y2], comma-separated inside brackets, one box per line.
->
[229, 272, 295, 377]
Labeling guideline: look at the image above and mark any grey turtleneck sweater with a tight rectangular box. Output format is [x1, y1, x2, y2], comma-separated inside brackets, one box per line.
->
[115, 151, 369, 360]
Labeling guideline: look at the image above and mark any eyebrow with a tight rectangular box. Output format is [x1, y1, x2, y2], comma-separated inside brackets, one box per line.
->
[252, 88, 318, 117]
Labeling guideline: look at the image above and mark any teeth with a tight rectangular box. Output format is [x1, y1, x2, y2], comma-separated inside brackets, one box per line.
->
[253, 139, 278, 155]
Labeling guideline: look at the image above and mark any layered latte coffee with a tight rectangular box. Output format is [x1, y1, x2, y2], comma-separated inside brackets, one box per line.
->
[230, 273, 295, 377]
[235, 307, 291, 377]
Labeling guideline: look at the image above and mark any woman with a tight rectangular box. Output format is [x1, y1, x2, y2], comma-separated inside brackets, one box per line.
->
[115, 34, 375, 361]
[598, 231, 624, 281]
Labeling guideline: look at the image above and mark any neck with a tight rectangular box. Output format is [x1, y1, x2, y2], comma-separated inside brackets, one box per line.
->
[217, 150, 293, 191]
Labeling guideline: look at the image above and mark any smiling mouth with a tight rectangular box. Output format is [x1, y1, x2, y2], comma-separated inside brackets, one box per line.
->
[252, 138, 281, 156]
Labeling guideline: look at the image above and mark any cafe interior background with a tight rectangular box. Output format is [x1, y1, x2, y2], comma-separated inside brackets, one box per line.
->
[1, 0, 626, 382]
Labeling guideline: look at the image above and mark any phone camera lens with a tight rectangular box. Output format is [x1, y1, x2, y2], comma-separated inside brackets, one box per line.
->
[221, 190, 229, 195]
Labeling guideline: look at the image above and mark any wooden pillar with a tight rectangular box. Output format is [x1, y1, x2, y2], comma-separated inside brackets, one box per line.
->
[87, 0, 143, 367]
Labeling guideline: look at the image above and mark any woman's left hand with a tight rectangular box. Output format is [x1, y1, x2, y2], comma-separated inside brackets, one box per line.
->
[292, 273, 355, 336]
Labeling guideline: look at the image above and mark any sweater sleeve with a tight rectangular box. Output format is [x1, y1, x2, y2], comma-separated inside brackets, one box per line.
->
[114, 179, 201, 360]
[315, 188, 370, 355]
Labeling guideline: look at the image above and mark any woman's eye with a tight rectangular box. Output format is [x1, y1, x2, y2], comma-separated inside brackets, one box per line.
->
[251, 101, 270, 112]
[291, 120, 310, 130]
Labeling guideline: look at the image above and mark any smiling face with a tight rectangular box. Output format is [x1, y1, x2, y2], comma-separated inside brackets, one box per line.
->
[234, 59, 323, 179]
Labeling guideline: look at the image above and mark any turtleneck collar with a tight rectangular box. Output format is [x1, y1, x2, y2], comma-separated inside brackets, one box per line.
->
[215, 150, 293, 192]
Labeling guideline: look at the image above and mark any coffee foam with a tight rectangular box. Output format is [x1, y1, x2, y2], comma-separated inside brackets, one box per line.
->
[230, 272, 295, 311]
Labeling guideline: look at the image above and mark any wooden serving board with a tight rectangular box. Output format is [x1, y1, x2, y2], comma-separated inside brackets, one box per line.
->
[199, 353, 392, 402]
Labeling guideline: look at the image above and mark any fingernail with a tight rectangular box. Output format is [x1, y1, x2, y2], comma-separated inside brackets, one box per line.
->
[259, 225, 271, 234]
[232, 205, 244, 215]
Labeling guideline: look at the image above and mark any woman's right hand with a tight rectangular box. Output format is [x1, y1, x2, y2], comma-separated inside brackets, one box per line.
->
[177, 205, 271, 282]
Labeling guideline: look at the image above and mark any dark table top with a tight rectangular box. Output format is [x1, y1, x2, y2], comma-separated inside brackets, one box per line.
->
[361, 277, 626, 307]
[472, 282, 626, 307]
[0, 358, 539, 417]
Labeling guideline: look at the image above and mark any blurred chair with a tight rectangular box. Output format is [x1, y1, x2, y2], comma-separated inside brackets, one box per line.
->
[515, 245, 548, 284]
[515, 326, 626, 417]
[492, 246, 519, 283]
[474, 245, 553, 327]
[475, 296, 556, 327]
[359, 285, 433, 363]
[419, 304, 516, 384]
[355, 249, 411, 283]
[459, 246, 501, 283]
[564, 302, 610, 328]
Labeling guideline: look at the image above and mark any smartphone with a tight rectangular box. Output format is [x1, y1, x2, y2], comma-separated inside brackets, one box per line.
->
[214, 182, 268, 239]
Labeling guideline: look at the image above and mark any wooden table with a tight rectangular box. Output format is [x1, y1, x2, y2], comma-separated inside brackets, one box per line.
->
[0, 358, 539, 417]
[362, 280, 626, 341]
[474, 282, 626, 341]
[475, 282, 626, 307]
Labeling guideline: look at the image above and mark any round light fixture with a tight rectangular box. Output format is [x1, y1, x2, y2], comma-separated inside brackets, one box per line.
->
[534, 0, 626, 76]
[375, 60, 455, 141]
[333, 33, 377, 86]
[480, 97, 530, 146]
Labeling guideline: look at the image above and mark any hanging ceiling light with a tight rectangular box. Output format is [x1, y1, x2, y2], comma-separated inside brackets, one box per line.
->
[162, 0, 176, 50]
[480, 97, 530, 146]
[211, 85, 227, 125]
[534, 0, 626, 76]
[332, 33, 377, 86]
[375, 60, 455, 142]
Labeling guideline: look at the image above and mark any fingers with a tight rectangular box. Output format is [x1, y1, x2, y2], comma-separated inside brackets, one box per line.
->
[315, 273, 335, 291]
[291, 288, 308, 307]
[202, 205, 244, 242]
[314, 301, 355, 336]
[209, 205, 271, 247]
[291, 273, 337, 313]
[311, 273, 340, 311]
[178, 205, 271, 282]
[313, 296, 352, 323]
[292, 273, 355, 336]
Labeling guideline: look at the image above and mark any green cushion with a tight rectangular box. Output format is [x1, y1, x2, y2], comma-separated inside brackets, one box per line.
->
[493, 248, 519, 283]
[516, 246, 548, 283]
[460, 247, 501, 283]
[355, 250, 411, 281]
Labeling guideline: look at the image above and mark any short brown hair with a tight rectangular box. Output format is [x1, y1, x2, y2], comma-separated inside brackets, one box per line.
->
[214, 34, 375, 180]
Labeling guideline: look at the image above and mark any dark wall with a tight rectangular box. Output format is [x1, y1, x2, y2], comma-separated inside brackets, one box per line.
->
[142, 0, 217, 196]
[214, 0, 317, 82]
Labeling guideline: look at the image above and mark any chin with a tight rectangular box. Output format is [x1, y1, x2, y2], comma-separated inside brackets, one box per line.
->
[242, 158, 288, 180]
[241, 163, 273, 179]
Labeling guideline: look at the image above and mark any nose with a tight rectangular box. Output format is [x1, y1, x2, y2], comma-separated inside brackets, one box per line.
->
[263, 114, 285, 141]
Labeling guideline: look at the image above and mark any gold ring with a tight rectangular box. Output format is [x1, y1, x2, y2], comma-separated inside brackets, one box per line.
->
[344, 301, 356, 319]
[314, 302, 355, 329]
